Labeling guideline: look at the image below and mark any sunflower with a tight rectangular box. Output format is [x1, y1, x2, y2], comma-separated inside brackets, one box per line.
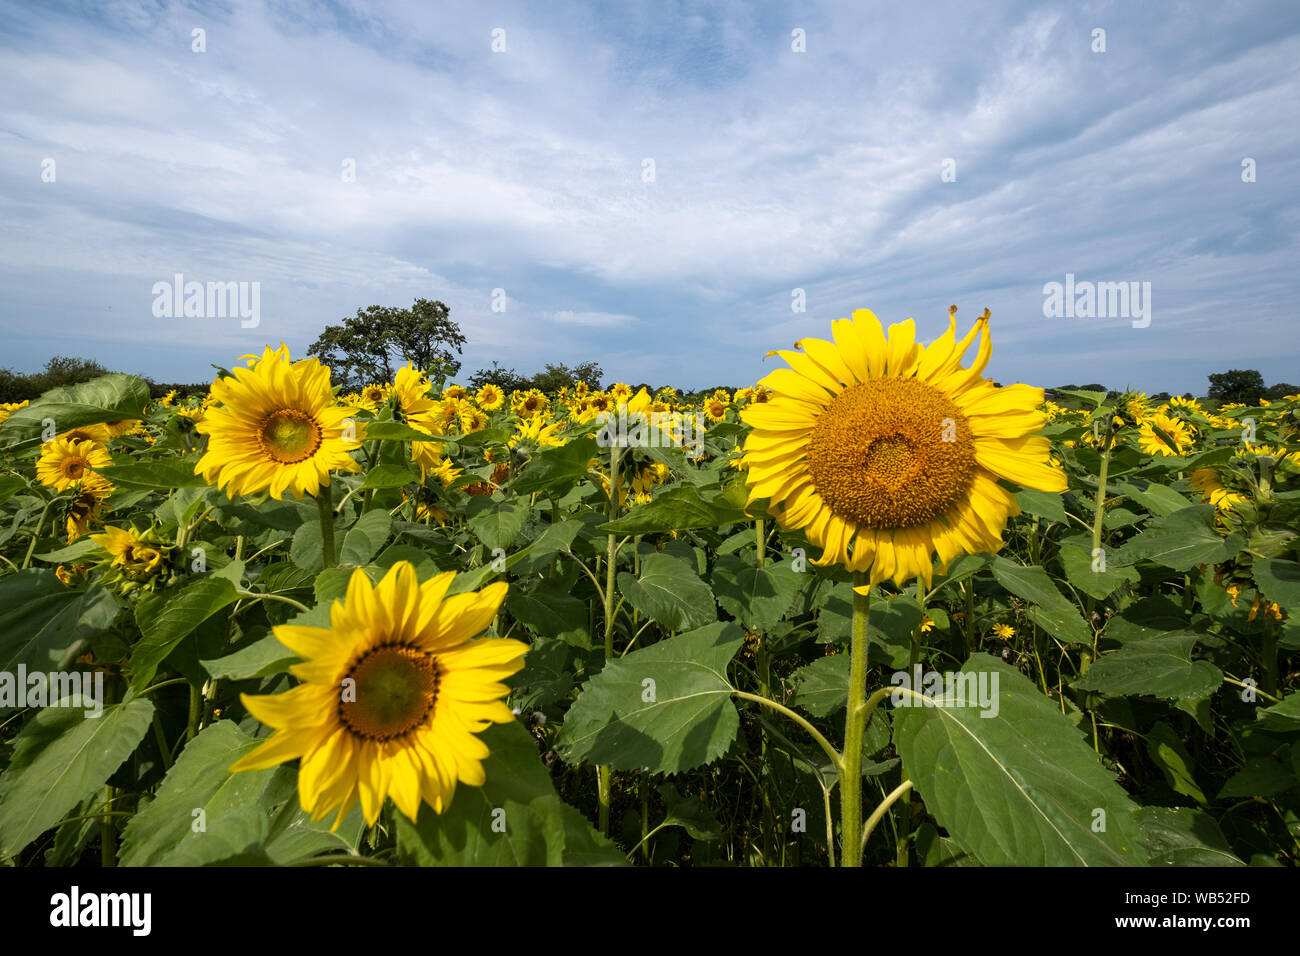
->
[740, 306, 1066, 588]
[460, 408, 489, 433]
[91, 524, 165, 578]
[195, 345, 361, 500]
[64, 473, 113, 540]
[229, 562, 527, 828]
[609, 383, 633, 405]
[356, 383, 389, 412]
[992, 623, 1016, 639]
[1188, 468, 1246, 511]
[516, 389, 549, 417]
[36, 437, 113, 491]
[476, 383, 505, 412]
[443, 385, 467, 401]
[1137, 412, 1193, 457]
[0, 399, 29, 428]
[704, 397, 728, 423]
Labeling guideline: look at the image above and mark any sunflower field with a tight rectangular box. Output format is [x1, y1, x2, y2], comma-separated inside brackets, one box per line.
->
[1, 307, 1298, 868]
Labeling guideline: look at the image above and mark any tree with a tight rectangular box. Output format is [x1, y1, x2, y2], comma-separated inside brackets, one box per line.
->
[527, 361, 605, 393]
[1266, 382, 1299, 401]
[307, 298, 466, 391]
[1207, 369, 1265, 405]
[467, 362, 530, 394]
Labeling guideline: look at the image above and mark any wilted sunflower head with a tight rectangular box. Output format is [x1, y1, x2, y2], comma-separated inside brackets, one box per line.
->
[64, 473, 113, 541]
[194, 344, 361, 500]
[740, 306, 1066, 588]
[229, 562, 527, 828]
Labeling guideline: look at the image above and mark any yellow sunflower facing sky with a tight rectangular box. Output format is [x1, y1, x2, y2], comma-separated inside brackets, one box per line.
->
[195, 344, 361, 500]
[230, 562, 527, 828]
[740, 306, 1066, 588]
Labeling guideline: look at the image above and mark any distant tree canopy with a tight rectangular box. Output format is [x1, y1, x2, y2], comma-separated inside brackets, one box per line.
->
[467, 360, 604, 395]
[307, 298, 466, 392]
[1207, 369, 1266, 405]
[0, 356, 204, 404]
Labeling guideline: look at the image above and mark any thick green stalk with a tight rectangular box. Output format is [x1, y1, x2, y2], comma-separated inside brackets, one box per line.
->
[597, 442, 623, 835]
[840, 574, 872, 866]
[317, 483, 335, 569]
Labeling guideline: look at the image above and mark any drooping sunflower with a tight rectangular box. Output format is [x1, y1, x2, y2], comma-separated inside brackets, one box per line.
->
[64, 473, 113, 540]
[1188, 468, 1246, 511]
[195, 345, 361, 500]
[90, 524, 166, 578]
[36, 437, 113, 491]
[740, 306, 1067, 587]
[229, 562, 527, 828]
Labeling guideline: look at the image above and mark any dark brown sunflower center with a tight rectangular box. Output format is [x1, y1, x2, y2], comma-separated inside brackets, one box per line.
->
[257, 409, 323, 464]
[806, 378, 976, 529]
[339, 644, 439, 742]
[62, 458, 88, 479]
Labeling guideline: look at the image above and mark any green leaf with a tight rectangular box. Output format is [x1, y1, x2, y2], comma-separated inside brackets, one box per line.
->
[1135, 807, 1245, 866]
[990, 556, 1091, 645]
[512, 437, 599, 494]
[556, 621, 743, 773]
[597, 483, 746, 535]
[618, 552, 717, 632]
[361, 463, 420, 489]
[711, 553, 802, 631]
[361, 421, 444, 442]
[0, 571, 120, 677]
[1073, 632, 1222, 700]
[1254, 558, 1300, 612]
[511, 519, 583, 575]
[1056, 388, 1106, 407]
[1113, 479, 1193, 517]
[1058, 534, 1140, 600]
[466, 498, 528, 552]
[34, 537, 103, 563]
[201, 634, 298, 680]
[119, 721, 359, 866]
[893, 653, 1148, 865]
[291, 519, 328, 573]
[789, 654, 851, 717]
[1255, 693, 1300, 734]
[394, 720, 624, 866]
[506, 579, 589, 644]
[1113, 505, 1243, 572]
[657, 783, 723, 841]
[339, 510, 392, 566]
[0, 373, 150, 450]
[103, 455, 210, 489]
[1217, 757, 1296, 799]
[1145, 721, 1206, 804]
[0, 697, 154, 859]
[131, 576, 240, 692]
[1015, 489, 1070, 525]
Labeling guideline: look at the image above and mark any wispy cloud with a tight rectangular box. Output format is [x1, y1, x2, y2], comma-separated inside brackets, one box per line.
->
[0, 0, 1297, 393]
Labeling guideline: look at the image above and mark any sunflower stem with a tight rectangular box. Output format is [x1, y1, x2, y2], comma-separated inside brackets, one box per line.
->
[597, 440, 623, 835]
[317, 484, 336, 569]
[840, 575, 872, 866]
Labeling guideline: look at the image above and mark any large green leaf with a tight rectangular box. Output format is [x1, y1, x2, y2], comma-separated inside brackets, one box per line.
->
[339, 510, 392, 566]
[512, 437, 599, 494]
[201, 634, 298, 680]
[1254, 558, 1300, 612]
[1113, 505, 1243, 572]
[1058, 534, 1140, 601]
[119, 721, 359, 866]
[0, 373, 150, 449]
[990, 556, 1091, 645]
[104, 455, 209, 489]
[466, 498, 528, 552]
[556, 622, 743, 773]
[1015, 488, 1070, 525]
[893, 654, 1147, 865]
[395, 719, 624, 866]
[711, 553, 802, 631]
[361, 463, 419, 489]
[1073, 632, 1223, 700]
[0, 571, 119, 678]
[597, 483, 746, 535]
[789, 654, 851, 717]
[1136, 807, 1244, 866]
[618, 552, 717, 632]
[131, 576, 240, 691]
[0, 697, 155, 859]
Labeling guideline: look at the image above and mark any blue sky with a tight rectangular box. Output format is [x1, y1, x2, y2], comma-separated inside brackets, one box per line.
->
[1, 0, 1297, 394]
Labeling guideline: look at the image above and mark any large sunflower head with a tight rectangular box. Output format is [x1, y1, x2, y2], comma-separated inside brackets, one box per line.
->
[476, 383, 505, 411]
[741, 306, 1066, 588]
[195, 344, 361, 500]
[36, 437, 113, 491]
[229, 562, 527, 828]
